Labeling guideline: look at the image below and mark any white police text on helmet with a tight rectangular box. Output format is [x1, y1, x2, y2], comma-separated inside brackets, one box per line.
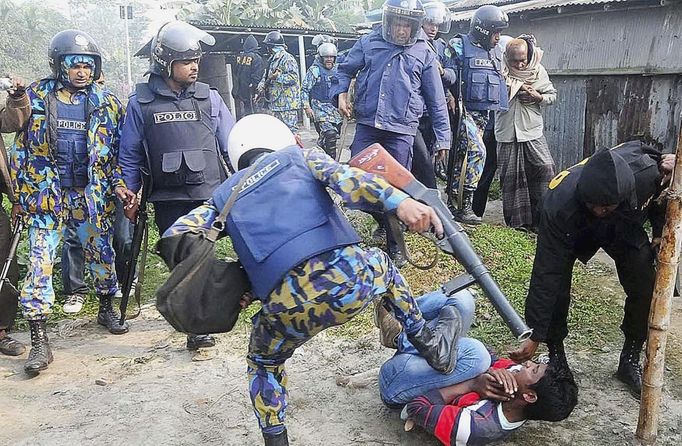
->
[474, 24, 490, 36]
[152, 46, 168, 68]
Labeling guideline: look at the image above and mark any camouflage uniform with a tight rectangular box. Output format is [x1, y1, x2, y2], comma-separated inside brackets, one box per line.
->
[165, 149, 427, 435]
[301, 63, 342, 133]
[450, 110, 489, 192]
[258, 47, 301, 133]
[10, 80, 124, 318]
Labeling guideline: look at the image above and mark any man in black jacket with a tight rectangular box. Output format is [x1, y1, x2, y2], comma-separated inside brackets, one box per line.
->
[232, 35, 264, 120]
[510, 141, 675, 398]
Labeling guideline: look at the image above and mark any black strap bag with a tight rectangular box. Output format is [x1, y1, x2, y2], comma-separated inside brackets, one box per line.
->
[155, 164, 256, 334]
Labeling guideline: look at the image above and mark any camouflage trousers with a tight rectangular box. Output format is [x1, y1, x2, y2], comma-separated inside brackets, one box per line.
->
[20, 188, 117, 319]
[247, 244, 425, 435]
[450, 110, 490, 192]
[272, 110, 299, 134]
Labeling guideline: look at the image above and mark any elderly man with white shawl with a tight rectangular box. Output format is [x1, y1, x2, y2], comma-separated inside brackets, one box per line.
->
[496, 36, 557, 231]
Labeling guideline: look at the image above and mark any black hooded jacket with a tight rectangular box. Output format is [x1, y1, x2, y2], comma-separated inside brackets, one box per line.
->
[525, 140, 665, 342]
[233, 35, 264, 101]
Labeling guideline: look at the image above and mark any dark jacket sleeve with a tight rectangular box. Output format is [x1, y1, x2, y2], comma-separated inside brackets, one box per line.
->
[0, 92, 30, 133]
[332, 38, 366, 103]
[250, 55, 265, 91]
[421, 52, 451, 150]
[525, 210, 577, 343]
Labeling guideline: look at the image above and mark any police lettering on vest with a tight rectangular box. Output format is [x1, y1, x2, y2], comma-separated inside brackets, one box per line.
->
[56, 119, 87, 131]
[153, 110, 198, 124]
[54, 100, 89, 188]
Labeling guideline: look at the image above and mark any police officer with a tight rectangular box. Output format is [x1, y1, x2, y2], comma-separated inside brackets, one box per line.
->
[257, 31, 301, 133]
[163, 114, 462, 446]
[509, 141, 675, 398]
[411, 0, 454, 189]
[232, 34, 264, 120]
[10, 30, 128, 375]
[117, 21, 236, 351]
[312, 34, 348, 65]
[301, 42, 343, 159]
[444, 4, 509, 224]
[334, 0, 451, 266]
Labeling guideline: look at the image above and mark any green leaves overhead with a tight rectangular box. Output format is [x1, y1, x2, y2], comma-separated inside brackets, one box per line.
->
[178, 0, 366, 32]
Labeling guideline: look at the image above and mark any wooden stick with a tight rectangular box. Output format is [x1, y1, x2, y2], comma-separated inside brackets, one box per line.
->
[636, 123, 682, 445]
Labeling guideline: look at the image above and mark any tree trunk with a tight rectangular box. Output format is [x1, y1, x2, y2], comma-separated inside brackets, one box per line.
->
[636, 125, 682, 444]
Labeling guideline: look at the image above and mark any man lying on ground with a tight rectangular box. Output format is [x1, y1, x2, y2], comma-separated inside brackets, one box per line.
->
[378, 290, 578, 445]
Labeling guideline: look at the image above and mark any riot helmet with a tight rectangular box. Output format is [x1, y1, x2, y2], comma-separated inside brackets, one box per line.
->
[263, 31, 286, 47]
[311, 34, 337, 48]
[317, 43, 338, 69]
[150, 21, 215, 78]
[382, 0, 426, 46]
[318, 43, 338, 58]
[423, 2, 451, 36]
[469, 5, 509, 50]
[227, 114, 297, 170]
[48, 30, 102, 81]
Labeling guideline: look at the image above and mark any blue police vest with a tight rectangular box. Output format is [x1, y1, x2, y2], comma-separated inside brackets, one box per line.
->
[136, 80, 224, 202]
[212, 147, 361, 299]
[55, 99, 89, 188]
[461, 34, 509, 112]
[309, 62, 338, 104]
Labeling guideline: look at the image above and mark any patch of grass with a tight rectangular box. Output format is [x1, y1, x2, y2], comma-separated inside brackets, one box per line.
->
[487, 178, 501, 201]
[326, 215, 622, 352]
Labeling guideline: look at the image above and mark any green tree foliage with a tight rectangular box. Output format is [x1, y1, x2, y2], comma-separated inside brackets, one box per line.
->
[178, 0, 367, 32]
[0, 0, 150, 100]
[0, 0, 65, 81]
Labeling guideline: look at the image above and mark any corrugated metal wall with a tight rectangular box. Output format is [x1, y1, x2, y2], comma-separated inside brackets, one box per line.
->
[541, 77, 587, 169]
[541, 75, 682, 169]
[512, 5, 682, 75]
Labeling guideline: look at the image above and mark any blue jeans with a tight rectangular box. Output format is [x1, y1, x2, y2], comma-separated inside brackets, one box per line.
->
[379, 289, 492, 407]
[61, 199, 133, 294]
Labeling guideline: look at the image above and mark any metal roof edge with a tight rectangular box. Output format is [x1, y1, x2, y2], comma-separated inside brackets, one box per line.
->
[449, 0, 665, 22]
[188, 21, 361, 38]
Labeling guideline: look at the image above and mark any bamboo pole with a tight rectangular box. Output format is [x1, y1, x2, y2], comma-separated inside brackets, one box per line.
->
[636, 124, 682, 445]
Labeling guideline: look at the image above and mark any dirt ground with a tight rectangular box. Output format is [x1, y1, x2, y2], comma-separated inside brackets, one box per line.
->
[2, 128, 682, 445]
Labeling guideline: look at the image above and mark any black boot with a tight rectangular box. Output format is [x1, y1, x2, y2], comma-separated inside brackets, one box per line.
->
[407, 306, 462, 374]
[186, 334, 216, 350]
[617, 338, 644, 399]
[455, 191, 482, 225]
[0, 330, 26, 356]
[263, 428, 289, 446]
[24, 318, 53, 375]
[97, 294, 129, 335]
